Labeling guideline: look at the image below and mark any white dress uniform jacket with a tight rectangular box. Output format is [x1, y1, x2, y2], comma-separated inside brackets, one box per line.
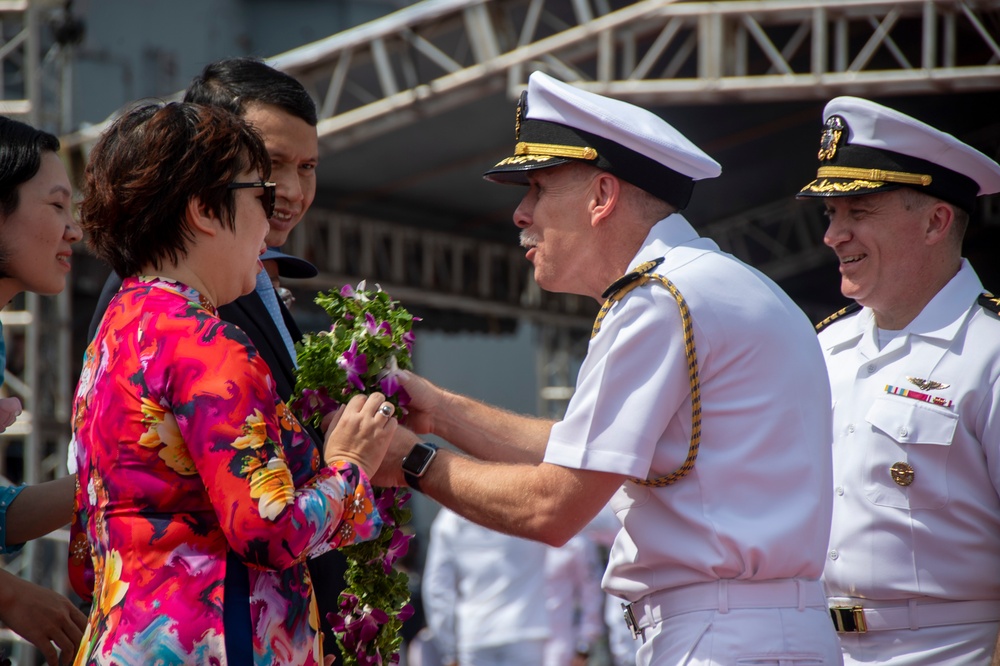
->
[820, 259, 1000, 665]
[544, 214, 842, 664]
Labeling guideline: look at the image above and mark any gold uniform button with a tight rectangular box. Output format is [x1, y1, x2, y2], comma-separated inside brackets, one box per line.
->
[890, 461, 915, 486]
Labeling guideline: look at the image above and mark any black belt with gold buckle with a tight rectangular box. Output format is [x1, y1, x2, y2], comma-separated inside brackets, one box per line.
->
[830, 605, 868, 633]
[622, 602, 644, 640]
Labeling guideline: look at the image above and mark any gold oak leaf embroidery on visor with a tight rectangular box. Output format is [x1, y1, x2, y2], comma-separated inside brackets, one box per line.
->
[802, 178, 887, 193]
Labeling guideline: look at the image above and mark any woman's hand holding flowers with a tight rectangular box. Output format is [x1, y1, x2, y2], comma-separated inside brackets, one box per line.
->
[322, 392, 397, 477]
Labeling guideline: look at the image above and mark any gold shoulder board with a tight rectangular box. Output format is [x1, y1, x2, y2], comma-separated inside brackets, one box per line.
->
[815, 302, 862, 333]
[978, 291, 1000, 317]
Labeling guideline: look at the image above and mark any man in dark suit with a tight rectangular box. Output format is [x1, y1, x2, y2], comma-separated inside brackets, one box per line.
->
[86, 57, 349, 660]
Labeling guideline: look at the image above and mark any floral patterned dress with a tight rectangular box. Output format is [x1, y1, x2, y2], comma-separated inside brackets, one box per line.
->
[69, 276, 382, 666]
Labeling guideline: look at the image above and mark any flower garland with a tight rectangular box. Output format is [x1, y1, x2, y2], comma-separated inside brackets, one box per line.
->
[292, 281, 417, 666]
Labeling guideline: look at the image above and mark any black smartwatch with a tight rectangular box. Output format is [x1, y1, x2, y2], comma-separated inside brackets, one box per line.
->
[401, 442, 439, 492]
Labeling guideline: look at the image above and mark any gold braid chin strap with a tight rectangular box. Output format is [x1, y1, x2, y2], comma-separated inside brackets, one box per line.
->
[592, 257, 702, 487]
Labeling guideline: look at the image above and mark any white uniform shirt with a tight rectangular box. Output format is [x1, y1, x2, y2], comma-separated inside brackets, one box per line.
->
[422, 508, 551, 663]
[544, 214, 834, 601]
[821, 259, 1000, 602]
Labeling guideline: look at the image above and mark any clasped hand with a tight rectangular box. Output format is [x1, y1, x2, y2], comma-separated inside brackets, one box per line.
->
[321, 393, 397, 478]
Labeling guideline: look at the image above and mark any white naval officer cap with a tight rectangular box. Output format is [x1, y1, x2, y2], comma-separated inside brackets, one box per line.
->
[798, 96, 1000, 213]
[483, 71, 721, 210]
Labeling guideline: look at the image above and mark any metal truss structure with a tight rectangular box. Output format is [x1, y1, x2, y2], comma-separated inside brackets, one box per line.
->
[275, 0, 1000, 150]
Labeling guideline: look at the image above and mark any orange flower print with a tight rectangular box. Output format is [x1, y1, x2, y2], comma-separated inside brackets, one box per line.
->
[344, 485, 374, 525]
[276, 401, 302, 434]
[232, 409, 268, 450]
[338, 521, 356, 544]
[248, 458, 295, 520]
[98, 549, 130, 616]
[70, 532, 90, 565]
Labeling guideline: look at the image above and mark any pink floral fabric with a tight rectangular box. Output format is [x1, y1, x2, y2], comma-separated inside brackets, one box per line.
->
[69, 276, 382, 665]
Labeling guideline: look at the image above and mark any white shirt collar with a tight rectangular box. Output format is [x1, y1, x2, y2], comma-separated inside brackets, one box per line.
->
[906, 259, 983, 339]
[627, 213, 704, 272]
[824, 259, 984, 351]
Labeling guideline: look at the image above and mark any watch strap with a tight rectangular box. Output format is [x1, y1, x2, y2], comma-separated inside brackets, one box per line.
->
[404, 470, 423, 493]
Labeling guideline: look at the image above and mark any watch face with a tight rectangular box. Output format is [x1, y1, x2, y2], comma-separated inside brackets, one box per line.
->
[402, 443, 437, 476]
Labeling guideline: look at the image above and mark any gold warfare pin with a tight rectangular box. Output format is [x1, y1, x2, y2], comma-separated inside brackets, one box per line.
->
[890, 461, 915, 487]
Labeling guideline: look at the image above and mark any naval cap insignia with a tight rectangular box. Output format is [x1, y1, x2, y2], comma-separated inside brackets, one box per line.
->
[906, 376, 950, 391]
[890, 461, 915, 487]
[818, 115, 846, 162]
[514, 91, 527, 141]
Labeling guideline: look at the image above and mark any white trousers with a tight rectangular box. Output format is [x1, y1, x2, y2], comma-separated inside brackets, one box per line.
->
[458, 638, 546, 666]
[837, 621, 1000, 665]
[637, 606, 843, 666]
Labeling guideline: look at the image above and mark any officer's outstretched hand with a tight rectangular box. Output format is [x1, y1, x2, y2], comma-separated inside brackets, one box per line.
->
[397, 371, 446, 435]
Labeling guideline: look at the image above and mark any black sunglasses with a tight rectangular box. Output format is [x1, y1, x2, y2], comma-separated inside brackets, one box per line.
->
[228, 181, 276, 218]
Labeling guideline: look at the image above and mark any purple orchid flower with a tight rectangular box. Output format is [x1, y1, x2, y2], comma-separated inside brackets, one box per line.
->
[340, 625, 359, 653]
[356, 648, 383, 666]
[337, 339, 368, 391]
[364, 312, 392, 338]
[339, 593, 359, 612]
[397, 604, 415, 623]
[296, 388, 338, 423]
[341, 280, 370, 301]
[377, 355, 404, 398]
[402, 330, 415, 353]
[354, 606, 389, 645]
[379, 374, 400, 398]
[380, 529, 413, 574]
[396, 387, 411, 409]
[326, 611, 347, 635]
[373, 488, 399, 516]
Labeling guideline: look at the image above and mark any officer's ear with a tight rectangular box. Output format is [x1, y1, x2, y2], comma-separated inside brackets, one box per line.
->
[589, 171, 620, 228]
[923, 200, 955, 247]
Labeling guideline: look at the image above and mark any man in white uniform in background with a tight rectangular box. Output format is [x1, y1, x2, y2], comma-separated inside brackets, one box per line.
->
[799, 97, 1000, 664]
[544, 533, 605, 666]
[422, 508, 550, 666]
[377, 70, 842, 665]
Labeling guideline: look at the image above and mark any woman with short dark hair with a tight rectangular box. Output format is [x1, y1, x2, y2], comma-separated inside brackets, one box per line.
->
[71, 102, 395, 666]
